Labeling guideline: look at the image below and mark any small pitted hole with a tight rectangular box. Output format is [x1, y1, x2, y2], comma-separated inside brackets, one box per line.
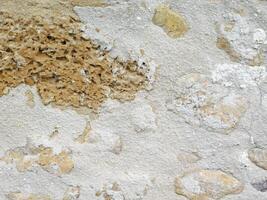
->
[6, 47, 12, 52]
[47, 35, 55, 40]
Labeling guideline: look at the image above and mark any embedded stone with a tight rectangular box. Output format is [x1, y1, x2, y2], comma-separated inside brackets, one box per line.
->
[248, 148, 267, 170]
[25, 90, 35, 108]
[216, 13, 265, 66]
[75, 122, 91, 144]
[1, 145, 74, 175]
[175, 170, 244, 200]
[6, 192, 51, 200]
[152, 5, 188, 38]
[173, 73, 248, 133]
[63, 186, 80, 200]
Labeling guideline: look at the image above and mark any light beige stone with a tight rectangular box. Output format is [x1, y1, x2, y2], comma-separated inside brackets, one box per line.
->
[174, 73, 248, 133]
[25, 90, 35, 108]
[248, 148, 267, 170]
[75, 122, 91, 144]
[152, 5, 188, 38]
[37, 147, 74, 174]
[175, 170, 244, 200]
[95, 182, 124, 200]
[63, 186, 80, 200]
[216, 13, 265, 66]
[7, 192, 51, 200]
[1, 145, 74, 175]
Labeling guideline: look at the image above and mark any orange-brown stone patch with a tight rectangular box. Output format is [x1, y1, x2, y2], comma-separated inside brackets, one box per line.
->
[0, 12, 147, 110]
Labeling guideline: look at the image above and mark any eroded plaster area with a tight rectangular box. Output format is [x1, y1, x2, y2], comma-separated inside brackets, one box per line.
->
[0, 12, 150, 110]
[1, 0, 267, 200]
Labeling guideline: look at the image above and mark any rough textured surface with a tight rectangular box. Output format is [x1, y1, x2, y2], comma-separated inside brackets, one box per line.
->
[1, 0, 267, 200]
[0, 13, 149, 110]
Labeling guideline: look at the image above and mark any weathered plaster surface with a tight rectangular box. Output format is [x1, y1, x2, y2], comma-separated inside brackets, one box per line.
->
[1, 0, 267, 200]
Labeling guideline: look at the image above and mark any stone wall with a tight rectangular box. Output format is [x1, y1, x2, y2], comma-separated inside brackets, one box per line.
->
[0, 0, 267, 200]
